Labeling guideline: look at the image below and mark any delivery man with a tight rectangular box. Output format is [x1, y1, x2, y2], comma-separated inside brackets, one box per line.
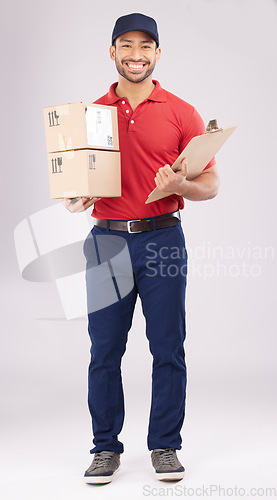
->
[63, 13, 219, 484]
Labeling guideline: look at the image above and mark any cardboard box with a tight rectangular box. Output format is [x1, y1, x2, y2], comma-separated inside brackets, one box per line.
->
[48, 149, 121, 199]
[43, 102, 119, 153]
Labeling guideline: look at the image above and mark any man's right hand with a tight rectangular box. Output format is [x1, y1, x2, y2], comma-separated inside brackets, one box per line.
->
[62, 197, 101, 213]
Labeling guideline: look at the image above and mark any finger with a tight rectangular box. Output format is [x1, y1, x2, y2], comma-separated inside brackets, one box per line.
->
[81, 197, 101, 211]
[154, 173, 162, 187]
[63, 197, 76, 207]
[158, 165, 174, 181]
[159, 164, 172, 175]
[62, 197, 88, 212]
[180, 158, 188, 176]
[62, 197, 81, 212]
[68, 199, 85, 212]
[154, 174, 168, 191]
[155, 172, 167, 188]
[162, 164, 173, 175]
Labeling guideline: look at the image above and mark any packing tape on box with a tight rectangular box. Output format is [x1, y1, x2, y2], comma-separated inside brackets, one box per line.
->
[58, 135, 73, 152]
[58, 104, 70, 116]
[14, 204, 134, 319]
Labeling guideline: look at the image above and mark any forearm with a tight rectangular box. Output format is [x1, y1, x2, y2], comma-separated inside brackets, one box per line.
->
[177, 169, 220, 201]
[155, 160, 220, 202]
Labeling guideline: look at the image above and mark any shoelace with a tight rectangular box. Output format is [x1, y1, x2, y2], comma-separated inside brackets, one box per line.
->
[154, 448, 177, 466]
[93, 451, 116, 468]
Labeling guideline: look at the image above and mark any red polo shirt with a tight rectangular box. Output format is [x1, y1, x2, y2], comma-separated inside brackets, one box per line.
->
[92, 80, 215, 220]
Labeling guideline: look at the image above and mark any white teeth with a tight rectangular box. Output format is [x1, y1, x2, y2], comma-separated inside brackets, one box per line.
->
[127, 63, 144, 69]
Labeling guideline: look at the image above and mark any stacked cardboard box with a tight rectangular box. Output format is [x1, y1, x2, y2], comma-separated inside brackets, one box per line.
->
[43, 102, 121, 199]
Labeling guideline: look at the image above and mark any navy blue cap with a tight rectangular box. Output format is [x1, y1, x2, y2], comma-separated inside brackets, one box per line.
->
[112, 13, 159, 47]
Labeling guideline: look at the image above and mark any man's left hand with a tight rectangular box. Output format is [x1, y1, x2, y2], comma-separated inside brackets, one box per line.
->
[154, 158, 188, 196]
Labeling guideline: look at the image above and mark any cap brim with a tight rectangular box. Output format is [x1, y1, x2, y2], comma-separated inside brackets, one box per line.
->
[112, 29, 159, 46]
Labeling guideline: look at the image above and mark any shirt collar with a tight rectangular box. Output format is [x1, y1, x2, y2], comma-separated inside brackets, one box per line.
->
[105, 80, 167, 104]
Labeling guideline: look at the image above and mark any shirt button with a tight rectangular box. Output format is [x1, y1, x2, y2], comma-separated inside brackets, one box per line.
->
[126, 109, 130, 113]
[131, 120, 134, 124]
[122, 100, 125, 104]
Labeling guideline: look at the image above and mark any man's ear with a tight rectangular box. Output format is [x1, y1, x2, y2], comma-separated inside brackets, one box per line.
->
[155, 46, 161, 63]
[109, 45, 116, 61]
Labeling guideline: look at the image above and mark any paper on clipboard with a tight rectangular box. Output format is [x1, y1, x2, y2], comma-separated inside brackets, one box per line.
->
[145, 125, 236, 204]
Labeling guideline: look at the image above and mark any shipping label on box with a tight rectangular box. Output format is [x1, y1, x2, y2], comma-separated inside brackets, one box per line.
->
[86, 107, 114, 148]
[43, 103, 119, 153]
[48, 149, 121, 199]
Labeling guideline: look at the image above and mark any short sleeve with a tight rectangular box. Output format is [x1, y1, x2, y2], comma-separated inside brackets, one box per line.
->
[180, 107, 216, 171]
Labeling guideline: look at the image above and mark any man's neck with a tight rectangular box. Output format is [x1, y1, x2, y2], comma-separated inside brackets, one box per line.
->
[115, 76, 155, 110]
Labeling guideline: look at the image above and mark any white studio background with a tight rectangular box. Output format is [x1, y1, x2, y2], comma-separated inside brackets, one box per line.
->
[1, 0, 277, 499]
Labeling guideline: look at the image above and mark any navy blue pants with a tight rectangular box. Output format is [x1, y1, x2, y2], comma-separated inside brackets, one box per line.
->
[83, 217, 188, 454]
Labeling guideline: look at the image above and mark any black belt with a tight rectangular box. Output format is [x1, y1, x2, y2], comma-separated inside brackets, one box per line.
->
[94, 211, 180, 233]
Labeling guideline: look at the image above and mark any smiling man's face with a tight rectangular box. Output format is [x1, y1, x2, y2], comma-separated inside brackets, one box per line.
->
[110, 31, 161, 84]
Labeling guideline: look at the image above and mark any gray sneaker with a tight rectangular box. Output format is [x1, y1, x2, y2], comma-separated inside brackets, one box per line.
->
[151, 448, 185, 481]
[84, 450, 120, 484]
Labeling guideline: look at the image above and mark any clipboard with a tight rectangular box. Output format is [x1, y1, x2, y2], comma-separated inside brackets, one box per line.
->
[145, 121, 237, 204]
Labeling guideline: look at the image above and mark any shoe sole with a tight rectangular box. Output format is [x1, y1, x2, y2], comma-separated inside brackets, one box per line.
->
[84, 465, 120, 484]
[156, 470, 185, 481]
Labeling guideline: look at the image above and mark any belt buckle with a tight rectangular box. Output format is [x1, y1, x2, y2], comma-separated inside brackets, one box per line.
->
[127, 219, 142, 233]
